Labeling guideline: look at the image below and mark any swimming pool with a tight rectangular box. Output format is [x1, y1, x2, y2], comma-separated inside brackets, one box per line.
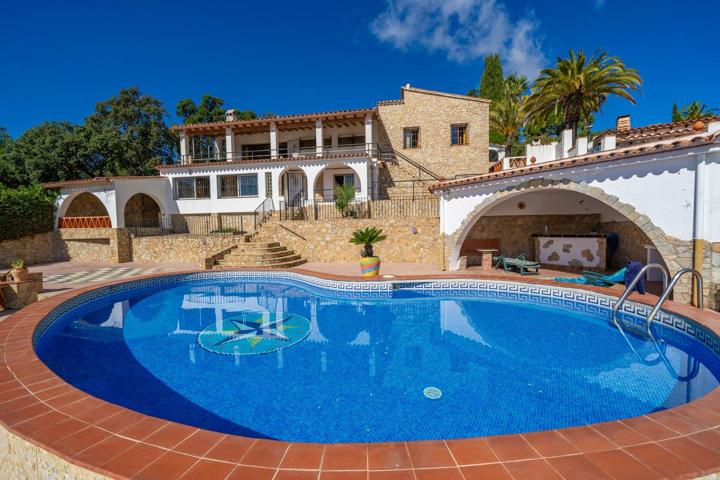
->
[34, 272, 720, 443]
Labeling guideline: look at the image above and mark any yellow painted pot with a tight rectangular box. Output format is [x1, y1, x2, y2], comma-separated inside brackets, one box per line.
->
[359, 257, 381, 277]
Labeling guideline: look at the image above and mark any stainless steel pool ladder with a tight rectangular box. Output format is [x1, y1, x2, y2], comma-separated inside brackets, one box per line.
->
[612, 263, 668, 319]
[645, 268, 704, 328]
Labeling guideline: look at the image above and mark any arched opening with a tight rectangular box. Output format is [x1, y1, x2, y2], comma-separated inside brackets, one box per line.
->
[312, 164, 361, 202]
[455, 187, 672, 293]
[124, 193, 162, 227]
[59, 192, 111, 228]
[278, 168, 308, 206]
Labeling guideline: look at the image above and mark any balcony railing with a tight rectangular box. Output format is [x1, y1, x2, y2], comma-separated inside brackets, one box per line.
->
[180, 143, 380, 165]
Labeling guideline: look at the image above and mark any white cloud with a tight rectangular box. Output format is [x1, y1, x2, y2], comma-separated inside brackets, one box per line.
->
[370, 0, 547, 80]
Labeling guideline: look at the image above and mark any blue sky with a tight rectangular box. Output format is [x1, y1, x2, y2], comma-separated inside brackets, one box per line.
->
[1, 0, 717, 138]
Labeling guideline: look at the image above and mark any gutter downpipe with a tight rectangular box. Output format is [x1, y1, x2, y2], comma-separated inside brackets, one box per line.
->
[692, 152, 707, 307]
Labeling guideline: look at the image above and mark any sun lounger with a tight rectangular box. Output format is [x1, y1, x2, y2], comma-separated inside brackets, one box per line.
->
[493, 254, 541, 275]
[554, 267, 627, 286]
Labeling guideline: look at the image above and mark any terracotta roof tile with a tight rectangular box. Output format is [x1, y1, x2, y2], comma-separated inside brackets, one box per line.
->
[42, 176, 165, 189]
[429, 133, 719, 192]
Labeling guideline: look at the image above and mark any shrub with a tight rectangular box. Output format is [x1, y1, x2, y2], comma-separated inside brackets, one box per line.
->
[0, 185, 57, 241]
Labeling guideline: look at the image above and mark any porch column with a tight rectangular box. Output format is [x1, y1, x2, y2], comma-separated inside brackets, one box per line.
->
[364, 114, 373, 155]
[315, 119, 323, 157]
[213, 137, 221, 160]
[179, 132, 189, 164]
[270, 122, 278, 159]
[225, 127, 234, 162]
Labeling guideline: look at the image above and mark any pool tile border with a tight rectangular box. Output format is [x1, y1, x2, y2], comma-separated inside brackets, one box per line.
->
[2, 268, 720, 480]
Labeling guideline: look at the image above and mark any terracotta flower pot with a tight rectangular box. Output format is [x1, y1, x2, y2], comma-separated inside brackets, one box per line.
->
[359, 257, 381, 277]
[10, 267, 29, 282]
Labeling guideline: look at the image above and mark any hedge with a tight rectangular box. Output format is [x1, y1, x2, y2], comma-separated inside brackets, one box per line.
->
[0, 185, 57, 241]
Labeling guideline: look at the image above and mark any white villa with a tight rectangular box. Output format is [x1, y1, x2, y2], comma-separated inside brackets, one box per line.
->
[43, 86, 720, 310]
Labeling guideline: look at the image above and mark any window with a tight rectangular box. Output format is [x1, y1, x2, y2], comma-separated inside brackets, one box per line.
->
[218, 174, 258, 197]
[451, 124, 468, 145]
[219, 175, 238, 198]
[334, 174, 355, 187]
[279, 142, 288, 157]
[299, 137, 316, 152]
[239, 174, 258, 196]
[337, 134, 365, 148]
[265, 172, 273, 197]
[403, 128, 420, 148]
[175, 176, 210, 199]
[241, 143, 270, 160]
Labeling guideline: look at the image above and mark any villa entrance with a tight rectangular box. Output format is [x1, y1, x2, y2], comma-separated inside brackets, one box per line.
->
[124, 193, 162, 227]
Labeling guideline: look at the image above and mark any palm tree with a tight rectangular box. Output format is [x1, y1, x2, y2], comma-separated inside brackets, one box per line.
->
[490, 75, 529, 154]
[349, 227, 387, 258]
[680, 101, 718, 120]
[525, 50, 642, 139]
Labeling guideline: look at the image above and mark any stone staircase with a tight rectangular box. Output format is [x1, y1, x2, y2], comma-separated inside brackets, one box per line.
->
[209, 239, 306, 269]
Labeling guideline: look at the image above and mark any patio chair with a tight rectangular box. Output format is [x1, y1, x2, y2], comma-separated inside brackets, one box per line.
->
[554, 267, 627, 286]
[493, 254, 541, 275]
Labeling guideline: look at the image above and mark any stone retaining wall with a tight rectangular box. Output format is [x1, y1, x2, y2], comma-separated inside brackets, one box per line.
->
[0, 232, 56, 267]
[130, 235, 243, 267]
[255, 218, 442, 265]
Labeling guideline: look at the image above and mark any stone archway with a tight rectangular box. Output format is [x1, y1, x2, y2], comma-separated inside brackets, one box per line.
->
[447, 178, 688, 286]
[64, 192, 110, 217]
[123, 193, 161, 227]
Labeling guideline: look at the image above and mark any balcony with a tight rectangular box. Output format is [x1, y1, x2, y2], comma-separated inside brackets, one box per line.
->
[179, 144, 380, 166]
[489, 156, 528, 173]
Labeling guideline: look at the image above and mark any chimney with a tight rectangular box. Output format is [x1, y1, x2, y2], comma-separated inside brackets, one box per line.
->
[225, 109, 238, 122]
[616, 115, 631, 132]
[600, 134, 616, 151]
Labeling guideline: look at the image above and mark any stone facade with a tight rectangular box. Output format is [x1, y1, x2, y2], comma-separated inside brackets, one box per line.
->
[123, 193, 161, 226]
[255, 217, 443, 265]
[64, 192, 109, 216]
[377, 87, 491, 179]
[130, 234, 243, 267]
[0, 232, 56, 267]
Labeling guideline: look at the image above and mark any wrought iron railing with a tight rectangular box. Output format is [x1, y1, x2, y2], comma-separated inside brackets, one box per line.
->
[180, 143, 380, 165]
[125, 214, 251, 237]
[253, 197, 274, 230]
[278, 195, 439, 221]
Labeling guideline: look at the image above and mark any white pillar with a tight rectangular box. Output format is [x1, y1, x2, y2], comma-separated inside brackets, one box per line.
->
[270, 122, 278, 159]
[315, 119, 323, 157]
[179, 133, 189, 164]
[364, 114, 373, 155]
[213, 137, 221, 160]
[225, 127, 234, 162]
[600, 134, 616, 151]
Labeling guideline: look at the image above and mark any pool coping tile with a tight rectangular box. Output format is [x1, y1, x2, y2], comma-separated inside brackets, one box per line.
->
[2, 268, 720, 479]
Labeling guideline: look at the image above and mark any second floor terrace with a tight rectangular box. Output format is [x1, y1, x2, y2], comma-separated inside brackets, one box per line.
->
[171, 107, 379, 165]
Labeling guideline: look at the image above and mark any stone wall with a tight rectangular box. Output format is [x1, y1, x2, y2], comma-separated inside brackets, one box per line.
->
[64, 192, 109, 216]
[599, 220, 655, 268]
[54, 229, 117, 263]
[0, 232, 56, 267]
[464, 214, 602, 260]
[377, 88, 490, 179]
[130, 235, 243, 267]
[255, 217, 443, 265]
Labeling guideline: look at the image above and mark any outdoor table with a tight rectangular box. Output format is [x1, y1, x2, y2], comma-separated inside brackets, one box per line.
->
[476, 248, 498, 271]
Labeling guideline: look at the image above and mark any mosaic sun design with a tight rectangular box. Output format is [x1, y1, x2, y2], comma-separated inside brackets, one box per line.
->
[197, 312, 311, 356]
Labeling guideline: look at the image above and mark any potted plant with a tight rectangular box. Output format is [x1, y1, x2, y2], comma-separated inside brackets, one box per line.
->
[350, 227, 387, 277]
[9, 258, 29, 282]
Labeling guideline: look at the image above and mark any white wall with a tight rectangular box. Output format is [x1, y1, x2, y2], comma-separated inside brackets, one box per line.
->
[483, 190, 626, 222]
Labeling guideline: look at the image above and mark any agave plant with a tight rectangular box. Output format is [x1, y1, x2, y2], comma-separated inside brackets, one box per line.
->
[349, 227, 387, 258]
[525, 49, 642, 138]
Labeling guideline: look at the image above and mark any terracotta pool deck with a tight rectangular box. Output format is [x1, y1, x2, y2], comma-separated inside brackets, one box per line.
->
[2, 267, 720, 479]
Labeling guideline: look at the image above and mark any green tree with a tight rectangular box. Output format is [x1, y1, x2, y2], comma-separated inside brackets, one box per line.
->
[525, 50, 642, 139]
[81, 87, 176, 176]
[490, 75, 529, 154]
[469, 54, 507, 145]
[671, 103, 682, 122]
[176, 95, 257, 124]
[0, 122, 89, 187]
[0, 127, 11, 155]
[679, 101, 718, 120]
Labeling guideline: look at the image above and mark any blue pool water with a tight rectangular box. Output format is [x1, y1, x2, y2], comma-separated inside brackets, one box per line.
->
[35, 275, 720, 443]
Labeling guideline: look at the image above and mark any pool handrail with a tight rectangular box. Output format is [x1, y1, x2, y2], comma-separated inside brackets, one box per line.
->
[612, 263, 669, 319]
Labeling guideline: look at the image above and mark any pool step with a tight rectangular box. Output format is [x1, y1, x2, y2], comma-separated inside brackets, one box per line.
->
[207, 241, 306, 269]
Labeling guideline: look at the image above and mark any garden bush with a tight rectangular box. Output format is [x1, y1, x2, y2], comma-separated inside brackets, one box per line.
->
[0, 185, 56, 241]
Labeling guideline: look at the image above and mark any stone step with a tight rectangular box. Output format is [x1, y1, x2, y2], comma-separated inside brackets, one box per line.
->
[217, 253, 303, 266]
[228, 245, 288, 254]
[214, 258, 307, 269]
[238, 241, 280, 248]
[223, 249, 297, 260]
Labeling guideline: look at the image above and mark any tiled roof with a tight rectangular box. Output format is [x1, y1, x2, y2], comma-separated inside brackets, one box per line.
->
[616, 116, 720, 143]
[42, 176, 165, 188]
[429, 133, 720, 192]
[171, 107, 376, 132]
